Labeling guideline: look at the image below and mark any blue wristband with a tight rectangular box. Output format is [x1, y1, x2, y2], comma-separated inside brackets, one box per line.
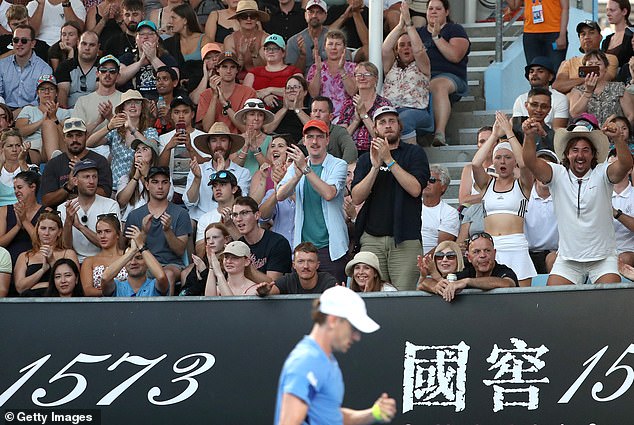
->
[386, 160, 396, 169]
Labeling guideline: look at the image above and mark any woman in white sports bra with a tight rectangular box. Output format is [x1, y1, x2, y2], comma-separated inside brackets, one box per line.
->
[471, 111, 536, 286]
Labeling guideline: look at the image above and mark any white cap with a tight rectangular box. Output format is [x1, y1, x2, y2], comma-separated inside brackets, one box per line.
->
[319, 286, 380, 333]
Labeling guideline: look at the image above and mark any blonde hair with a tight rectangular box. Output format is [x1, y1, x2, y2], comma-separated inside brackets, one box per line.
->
[434, 241, 464, 274]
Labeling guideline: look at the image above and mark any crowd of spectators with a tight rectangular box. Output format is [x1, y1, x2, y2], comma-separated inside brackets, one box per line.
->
[0, 0, 631, 300]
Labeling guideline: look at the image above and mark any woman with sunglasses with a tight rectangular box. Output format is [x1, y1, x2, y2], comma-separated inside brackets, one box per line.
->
[204, 0, 240, 44]
[16, 75, 70, 164]
[204, 240, 258, 296]
[471, 111, 535, 287]
[14, 211, 79, 297]
[180, 222, 232, 296]
[87, 89, 158, 192]
[338, 62, 392, 156]
[46, 258, 84, 297]
[417, 240, 464, 293]
[222, 0, 270, 77]
[231, 98, 275, 175]
[80, 214, 126, 296]
[347, 251, 396, 292]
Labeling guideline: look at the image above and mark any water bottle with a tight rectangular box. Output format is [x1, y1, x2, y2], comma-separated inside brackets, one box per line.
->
[447, 273, 457, 283]
[157, 96, 167, 126]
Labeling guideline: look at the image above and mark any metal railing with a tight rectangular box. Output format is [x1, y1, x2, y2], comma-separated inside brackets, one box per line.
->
[495, 1, 524, 62]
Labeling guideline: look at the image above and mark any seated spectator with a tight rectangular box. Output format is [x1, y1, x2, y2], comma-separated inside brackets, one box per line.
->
[0, 246, 10, 297]
[55, 30, 100, 109]
[512, 87, 555, 151]
[80, 213, 126, 296]
[256, 241, 337, 295]
[230, 98, 275, 175]
[147, 0, 183, 39]
[277, 119, 349, 282]
[233, 195, 292, 281]
[27, 0, 86, 47]
[85, 0, 124, 46]
[266, 74, 309, 142]
[48, 21, 81, 72]
[512, 56, 569, 131]
[195, 170, 241, 256]
[458, 126, 492, 206]
[179, 221, 231, 295]
[59, 159, 121, 263]
[0, 24, 53, 111]
[552, 20, 619, 95]
[569, 49, 634, 126]
[427, 233, 517, 302]
[101, 224, 169, 296]
[16, 74, 69, 164]
[524, 149, 559, 274]
[416, 240, 464, 293]
[243, 34, 301, 108]
[0, 130, 30, 205]
[204, 240, 258, 296]
[196, 50, 256, 133]
[45, 258, 84, 297]
[87, 89, 158, 192]
[185, 121, 249, 221]
[382, 3, 432, 144]
[303, 96, 357, 164]
[153, 66, 180, 135]
[609, 148, 634, 266]
[346, 251, 396, 292]
[162, 4, 210, 89]
[159, 95, 210, 199]
[118, 20, 179, 101]
[421, 164, 459, 253]
[189, 42, 221, 105]
[14, 211, 80, 297]
[605, 115, 634, 152]
[338, 61, 392, 155]
[0, 6, 49, 62]
[41, 117, 112, 209]
[417, 0, 470, 146]
[602, 0, 633, 77]
[0, 103, 13, 130]
[472, 112, 536, 286]
[223, 0, 270, 76]
[203, 0, 239, 45]
[125, 166, 192, 293]
[307, 29, 357, 123]
[100, 0, 142, 58]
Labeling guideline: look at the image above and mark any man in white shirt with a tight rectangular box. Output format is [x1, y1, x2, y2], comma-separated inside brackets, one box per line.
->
[608, 148, 634, 267]
[421, 164, 459, 253]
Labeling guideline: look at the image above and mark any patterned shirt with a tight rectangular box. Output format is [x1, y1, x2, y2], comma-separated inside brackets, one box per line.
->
[382, 60, 430, 109]
[106, 127, 159, 191]
[306, 61, 356, 123]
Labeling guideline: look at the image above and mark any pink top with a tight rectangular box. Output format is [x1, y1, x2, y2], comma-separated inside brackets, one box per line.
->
[306, 61, 356, 121]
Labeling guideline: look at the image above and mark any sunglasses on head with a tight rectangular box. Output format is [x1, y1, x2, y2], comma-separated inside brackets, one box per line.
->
[12, 37, 30, 45]
[244, 101, 264, 109]
[211, 171, 230, 180]
[434, 251, 457, 260]
[469, 232, 494, 245]
[97, 213, 118, 221]
[64, 120, 83, 131]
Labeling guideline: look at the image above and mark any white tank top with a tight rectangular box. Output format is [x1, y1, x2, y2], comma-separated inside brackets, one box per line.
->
[482, 178, 528, 218]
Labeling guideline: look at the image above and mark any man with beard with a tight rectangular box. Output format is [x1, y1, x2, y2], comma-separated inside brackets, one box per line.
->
[285, 0, 329, 75]
[101, 223, 169, 297]
[55, 31, 100, 109]
[72, 55, 123, 159]
[430, 232, 518, 302]
[158, 95, 210, 201]
[277, 119, 349, 282]
[58, 158, 120, 262]
[102, 0, 144, 58]
[351, 106, 429, 291]
[183, 121, 250, 222]
[512, 56, 569, 131]
[41, 117, 112, 208]
[523, 115, 633, 285]
[125, 166, 192, 293]
[196, 51, 256, 133]
[303, 96, 357, 164]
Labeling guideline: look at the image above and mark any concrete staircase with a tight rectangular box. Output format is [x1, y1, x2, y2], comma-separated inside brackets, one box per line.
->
[421, 21, 523, 206]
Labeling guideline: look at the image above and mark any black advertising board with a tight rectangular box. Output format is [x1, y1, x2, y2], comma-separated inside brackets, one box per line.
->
[1, 285, 633, 424]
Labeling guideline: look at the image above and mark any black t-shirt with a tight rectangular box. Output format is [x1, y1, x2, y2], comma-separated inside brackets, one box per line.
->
[362, 157, 395, 236]
[240, 229, 292, 274]
[456, 262, 519, 287]
[119, 51, 179, 100]
[102, 32, 136, 59]
[262, 2, 307, 42]
[274, 271, 337, 294]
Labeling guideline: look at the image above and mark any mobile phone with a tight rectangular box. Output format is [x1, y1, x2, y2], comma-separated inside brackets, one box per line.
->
[578, 65, 599, 78]
[175, 122, 186, 135]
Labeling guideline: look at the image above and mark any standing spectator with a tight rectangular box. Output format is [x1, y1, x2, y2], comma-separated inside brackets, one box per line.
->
[351, 106, 429, 291]
[421, 164, 459, 253]
[262, 0, 304, 42]
[27, 0, 86, 47]
[101, 0, 143, 58]
[522, 117, 632, 285]
[507, 0, 568, 74]
[0, 24, 52, 110]
[603, 0, 633, 80]
[59, 159, 120, 263]
[382, 2, 432, 144]
[48, 21, 81, 72]
[125, 166, 192, 292]
[285, 0, 329, 75]
[458, 126, 492, 206]
[55, 30, 100, 109]
[303, 96, 357, 164]
[417, 0, 470, 147]
[277, 119, 348, 281]
[40, 117, 112, 209]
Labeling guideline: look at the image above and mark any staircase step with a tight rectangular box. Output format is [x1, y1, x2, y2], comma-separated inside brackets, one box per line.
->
[462, 21, 524, 38]
[424, 146, 478, 164]
[468, 36, 520, 51]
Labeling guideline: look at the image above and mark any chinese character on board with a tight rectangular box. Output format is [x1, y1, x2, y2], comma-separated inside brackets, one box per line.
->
[403, 341, 470, 413]
[482, 338, 550, 412]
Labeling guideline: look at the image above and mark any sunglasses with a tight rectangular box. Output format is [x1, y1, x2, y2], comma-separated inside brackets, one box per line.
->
[428, 176, 438, 184]
[568, 120, 595, 131]
[434, 251, 457, 260]
[12, 37, 30, 45]
[237, 13, 259, 20]
[211, 171, 231, 181]
[469, 232, 494, 244]
[64, 120, 84, 131]
[97, 213, 119, 221]
[99, 67, 118, 74]
[80, 75, 87, 92]
[244, 101, 264, 109]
